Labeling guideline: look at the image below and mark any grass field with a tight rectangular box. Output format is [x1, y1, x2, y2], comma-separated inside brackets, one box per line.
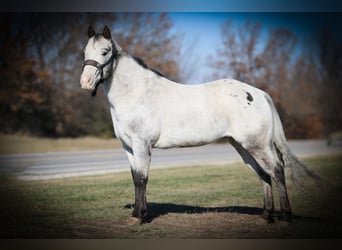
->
[1, 154, 342, 238]
[0, 134, 122, 154]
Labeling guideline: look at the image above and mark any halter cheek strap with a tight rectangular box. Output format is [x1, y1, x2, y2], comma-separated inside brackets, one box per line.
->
[82, 52, 116, 96]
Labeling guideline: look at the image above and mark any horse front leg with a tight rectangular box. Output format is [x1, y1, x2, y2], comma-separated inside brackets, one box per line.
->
[131, 170, 148, 223]
[123, 139, 151, 225]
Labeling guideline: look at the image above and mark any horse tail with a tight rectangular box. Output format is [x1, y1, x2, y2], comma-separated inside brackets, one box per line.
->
[264, 93, 325, 192]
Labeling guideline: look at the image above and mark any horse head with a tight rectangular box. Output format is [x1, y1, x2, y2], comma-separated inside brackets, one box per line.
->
[80, 25, 118, 96]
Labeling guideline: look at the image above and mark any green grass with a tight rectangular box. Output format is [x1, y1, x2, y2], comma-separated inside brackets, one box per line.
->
[0, 155, 342, 238]
[0, 134, 122, 154]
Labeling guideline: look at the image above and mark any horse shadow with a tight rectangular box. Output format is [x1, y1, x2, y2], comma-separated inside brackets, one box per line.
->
[125, 203, 263, 223]
[124, 203, 321, 224]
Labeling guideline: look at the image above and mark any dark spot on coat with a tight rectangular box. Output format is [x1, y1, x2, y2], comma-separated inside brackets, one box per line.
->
[246, 92, 254, 102]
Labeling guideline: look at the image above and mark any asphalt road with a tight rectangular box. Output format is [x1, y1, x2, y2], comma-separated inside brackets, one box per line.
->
[0, 140, 341, 180]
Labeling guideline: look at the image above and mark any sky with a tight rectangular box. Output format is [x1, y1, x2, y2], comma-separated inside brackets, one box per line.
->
[169, 13, 227, 83]
[167, 12, 341, 84]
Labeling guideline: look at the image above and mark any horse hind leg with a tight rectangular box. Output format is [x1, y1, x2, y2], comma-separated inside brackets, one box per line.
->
[273, 163, 292, 222]
[249, 145, 292, 222]
[261, 179, 275, 223]
[228, 138, 275, 223]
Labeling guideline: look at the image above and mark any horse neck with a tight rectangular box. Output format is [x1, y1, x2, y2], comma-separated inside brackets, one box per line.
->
[103, 54, 153, 106]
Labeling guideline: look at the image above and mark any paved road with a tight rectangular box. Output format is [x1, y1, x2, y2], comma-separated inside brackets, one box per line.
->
[0, 140, 341, 180]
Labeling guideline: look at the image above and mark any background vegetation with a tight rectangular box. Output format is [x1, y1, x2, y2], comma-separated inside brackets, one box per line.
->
[209, 18, 341, 138]
[0, 13, 341, 139]
[0, 13, 181, 138]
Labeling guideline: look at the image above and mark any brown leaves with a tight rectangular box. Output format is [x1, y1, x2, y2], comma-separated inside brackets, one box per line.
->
[116, 13, 181, 82]
[0, 13, 182, 137]
[209, 19, 340, 138]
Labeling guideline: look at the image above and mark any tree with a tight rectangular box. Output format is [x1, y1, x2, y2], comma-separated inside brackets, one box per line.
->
[315, 27, 342, 136]
[0, 15, 57, 136]
[210, 20, 263, 85]
[0, 13, 182, 137]
[209, 19, 325, 138]
[283, 54, 323, 138]
[112, 13, 181, 81]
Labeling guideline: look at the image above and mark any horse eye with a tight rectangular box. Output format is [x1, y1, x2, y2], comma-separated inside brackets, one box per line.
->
[102, 51, 108, 56]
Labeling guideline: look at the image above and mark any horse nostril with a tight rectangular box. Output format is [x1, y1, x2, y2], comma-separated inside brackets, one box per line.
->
[80, 76, 92, 88]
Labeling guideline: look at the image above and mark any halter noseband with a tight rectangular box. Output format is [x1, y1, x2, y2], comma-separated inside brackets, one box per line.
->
[82, 51, 116, 96]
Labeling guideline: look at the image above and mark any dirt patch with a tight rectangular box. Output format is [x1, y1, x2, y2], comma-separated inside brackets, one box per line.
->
[58, 210, 338, 239]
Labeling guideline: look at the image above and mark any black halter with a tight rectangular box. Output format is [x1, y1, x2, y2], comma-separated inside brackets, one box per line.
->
[82, 50, 117, 96]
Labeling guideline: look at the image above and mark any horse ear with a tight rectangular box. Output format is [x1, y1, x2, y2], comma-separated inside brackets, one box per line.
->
[88, 25, 95, 38]
[103, 25, 112, 40]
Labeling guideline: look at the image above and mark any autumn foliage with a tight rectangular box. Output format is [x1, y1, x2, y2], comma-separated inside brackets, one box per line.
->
[0, 13, 181, 137]
[209, 19, 341, 138]
[0, 13, 340, 139]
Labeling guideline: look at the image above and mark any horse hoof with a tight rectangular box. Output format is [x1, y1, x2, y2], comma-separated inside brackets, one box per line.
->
[255, 216, 270, 225]
[266, 217, 275, 224]
[261, 212, 275, 224]
[280, 211, 292, 223]
[128, 217, 142, 225]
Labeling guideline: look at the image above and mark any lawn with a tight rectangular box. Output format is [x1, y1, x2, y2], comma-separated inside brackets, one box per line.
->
[0, 155, 341, 238]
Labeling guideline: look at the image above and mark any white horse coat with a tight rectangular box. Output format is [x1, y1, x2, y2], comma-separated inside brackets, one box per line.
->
[108, 55, 272, 151]
[80, 26, 323, 224]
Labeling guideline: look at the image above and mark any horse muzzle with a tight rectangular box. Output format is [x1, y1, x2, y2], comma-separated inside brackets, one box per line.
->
[80, 75, 96, 90]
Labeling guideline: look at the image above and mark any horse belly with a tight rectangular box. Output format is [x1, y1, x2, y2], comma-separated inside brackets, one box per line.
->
[154, 109, 227, 149]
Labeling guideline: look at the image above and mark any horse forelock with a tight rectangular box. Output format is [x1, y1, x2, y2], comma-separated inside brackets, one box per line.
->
[93, 34, 105, 43]
[90, 34, 111, 48]
[87, 34, 119, 59]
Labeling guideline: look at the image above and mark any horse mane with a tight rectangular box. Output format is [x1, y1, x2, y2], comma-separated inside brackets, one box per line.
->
[92, 33, 165, 78]
[132, 56, 165, 78]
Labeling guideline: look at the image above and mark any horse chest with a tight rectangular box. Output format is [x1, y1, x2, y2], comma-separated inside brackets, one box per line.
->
[110, 104, 159, 147]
